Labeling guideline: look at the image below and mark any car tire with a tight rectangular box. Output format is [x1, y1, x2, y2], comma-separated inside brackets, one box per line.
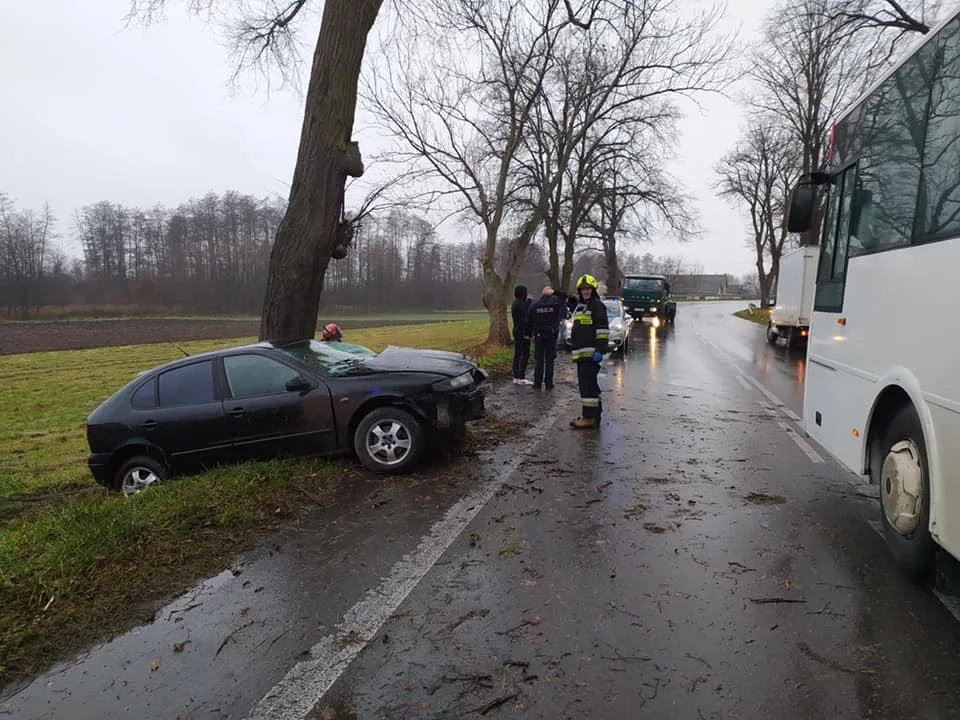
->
[115, 454, 168, 496]
[766, 324, 778, 345]
[875, 404, 936, 580]
[354, 407, 426, 474]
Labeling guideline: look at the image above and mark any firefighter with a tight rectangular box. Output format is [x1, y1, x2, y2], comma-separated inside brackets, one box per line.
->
[569, 274, 609, 429]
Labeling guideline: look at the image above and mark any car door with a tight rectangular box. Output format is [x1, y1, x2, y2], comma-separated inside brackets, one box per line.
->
[136, 359, 235, 471]
[220, 352, 336, 459]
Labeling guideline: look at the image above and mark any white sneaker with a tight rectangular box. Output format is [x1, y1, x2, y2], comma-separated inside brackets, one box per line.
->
[513, 378, 531, 385]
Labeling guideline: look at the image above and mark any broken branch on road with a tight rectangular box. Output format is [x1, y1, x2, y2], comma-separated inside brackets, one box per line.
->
[749, 597, 807, 604]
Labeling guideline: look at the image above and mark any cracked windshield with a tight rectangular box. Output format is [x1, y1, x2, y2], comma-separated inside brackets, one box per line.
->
[2, 0, 958, 718]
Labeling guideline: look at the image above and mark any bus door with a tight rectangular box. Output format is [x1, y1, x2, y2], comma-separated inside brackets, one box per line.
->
[804, 162, 866, 470]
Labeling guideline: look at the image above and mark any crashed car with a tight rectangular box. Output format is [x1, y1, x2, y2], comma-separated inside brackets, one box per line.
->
[86, 340, 490, 495]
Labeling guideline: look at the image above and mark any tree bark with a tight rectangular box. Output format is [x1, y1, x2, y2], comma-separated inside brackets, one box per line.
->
[545, 217, 561, 289]
[482, 267, 510, 345]
[258, 0, 384, 342]
[560, 231, 576, 292]
[604, 233, 622, 295]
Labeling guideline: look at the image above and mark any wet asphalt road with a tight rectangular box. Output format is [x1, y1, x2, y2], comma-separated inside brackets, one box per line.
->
[6, 301, 960, 719]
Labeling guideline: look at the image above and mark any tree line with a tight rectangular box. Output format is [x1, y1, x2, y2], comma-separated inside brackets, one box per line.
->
[0, 189, 726, 318]
[715, 0, 939, 305]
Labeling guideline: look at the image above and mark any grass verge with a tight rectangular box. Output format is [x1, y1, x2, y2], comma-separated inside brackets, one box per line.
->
[0, 458, 347, 687]
[0, 319, 515, 688]
[734, 307, 771, 325]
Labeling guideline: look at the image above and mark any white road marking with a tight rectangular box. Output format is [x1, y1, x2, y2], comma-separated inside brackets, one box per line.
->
[735, 375, 753, 392]
[776, 419, 824, 463]
[698, 333, 802, 423]
[244, 411, 566, 720]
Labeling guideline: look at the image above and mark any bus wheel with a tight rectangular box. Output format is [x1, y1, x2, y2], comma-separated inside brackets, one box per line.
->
[876, 404, 935, 580]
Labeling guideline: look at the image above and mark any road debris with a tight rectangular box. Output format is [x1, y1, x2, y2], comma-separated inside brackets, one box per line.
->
[745, 491, 787, 505]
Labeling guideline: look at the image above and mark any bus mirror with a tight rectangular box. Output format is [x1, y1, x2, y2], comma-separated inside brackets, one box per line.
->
[787, 184, 815, 233]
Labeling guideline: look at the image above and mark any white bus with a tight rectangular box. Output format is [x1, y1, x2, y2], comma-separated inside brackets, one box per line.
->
[787, 9, 960, 580]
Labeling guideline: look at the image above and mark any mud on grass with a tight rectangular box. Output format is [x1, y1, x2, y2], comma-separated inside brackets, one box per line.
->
[0, 457, 346, 689]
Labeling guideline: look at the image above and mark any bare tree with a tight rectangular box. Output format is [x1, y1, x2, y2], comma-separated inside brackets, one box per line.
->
[824, 0, 939, 37]
[0, 194, 57, 318]
[715, 116, 799, 306]
[583, 136, 695, 295]
[129, 0, 385, 341]
[748, 0, 901, 246]
[369, 0, 730, 343]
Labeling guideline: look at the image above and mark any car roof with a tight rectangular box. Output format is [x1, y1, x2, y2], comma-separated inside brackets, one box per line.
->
[144, 340, 277, 375]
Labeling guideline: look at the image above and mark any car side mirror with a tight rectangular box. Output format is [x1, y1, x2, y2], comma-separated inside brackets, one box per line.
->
[285, 376, 312, 393]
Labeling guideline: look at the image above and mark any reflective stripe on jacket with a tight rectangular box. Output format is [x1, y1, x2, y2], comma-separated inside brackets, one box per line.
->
[569, 295, 609, 359]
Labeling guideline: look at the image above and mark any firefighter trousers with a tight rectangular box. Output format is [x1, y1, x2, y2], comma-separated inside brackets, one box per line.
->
[576, 358, 602, 420]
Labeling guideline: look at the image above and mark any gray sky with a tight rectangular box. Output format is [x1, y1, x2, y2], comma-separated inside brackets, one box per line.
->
[0, 0, 767, 277]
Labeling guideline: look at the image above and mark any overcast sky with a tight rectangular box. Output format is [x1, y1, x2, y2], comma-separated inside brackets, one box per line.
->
[0, 0, 768, 277]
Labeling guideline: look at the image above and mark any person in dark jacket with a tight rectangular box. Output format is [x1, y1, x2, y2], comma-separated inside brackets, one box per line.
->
[525, 286, 563, 390]
[511, 284, 532, 384]
[569, 274, 609, 429]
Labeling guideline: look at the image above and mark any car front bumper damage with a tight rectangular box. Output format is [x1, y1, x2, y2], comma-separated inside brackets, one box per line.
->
[433, 381, 490, 428]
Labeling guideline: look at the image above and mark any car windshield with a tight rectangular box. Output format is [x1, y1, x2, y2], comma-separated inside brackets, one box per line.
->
[278, 340, 377, 376]
[624, 278, 663, 290]
[604, 301, 621, 317]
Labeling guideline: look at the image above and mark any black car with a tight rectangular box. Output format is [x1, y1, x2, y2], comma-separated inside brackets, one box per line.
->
[86, 339, 491, 495]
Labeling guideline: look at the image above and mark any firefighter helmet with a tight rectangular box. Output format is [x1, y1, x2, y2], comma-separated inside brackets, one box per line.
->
[576, 274, 599, 290]
[321, 323, 343, 341]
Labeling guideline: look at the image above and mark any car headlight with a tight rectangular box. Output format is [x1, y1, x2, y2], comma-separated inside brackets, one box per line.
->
[433, 371, 473, 392]
[649, 306, 657, 311]
[565, 320, 573, 330]
[611, 320, 623, 331]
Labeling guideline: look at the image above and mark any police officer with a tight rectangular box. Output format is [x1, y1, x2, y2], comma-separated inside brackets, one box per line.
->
[569, 274, 609, 429]
[525, 286, 562, 390]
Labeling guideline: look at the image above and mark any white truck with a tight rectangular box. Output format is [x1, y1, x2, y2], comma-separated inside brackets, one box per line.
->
[766, 245, 818, 348]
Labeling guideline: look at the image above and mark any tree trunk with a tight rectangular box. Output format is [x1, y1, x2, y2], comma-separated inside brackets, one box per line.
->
[258, 0, 384, 342]
[560, 231, 576, 292]
[603, 232, 622, 296]
[545, 218, 561, 288]
[482, 268, 510, 345]
[758, 264, 773, 306]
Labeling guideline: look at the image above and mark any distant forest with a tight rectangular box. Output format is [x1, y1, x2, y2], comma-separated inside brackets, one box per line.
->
[0, 191, 725, 319]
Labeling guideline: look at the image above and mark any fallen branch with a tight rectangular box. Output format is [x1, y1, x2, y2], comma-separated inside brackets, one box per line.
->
[749, 597, 807, 604]
[475, 692, 519, 715]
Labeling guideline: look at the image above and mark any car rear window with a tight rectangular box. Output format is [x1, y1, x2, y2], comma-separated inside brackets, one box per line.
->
[158, 361, 215, 407]
[131, 379, 157, 409]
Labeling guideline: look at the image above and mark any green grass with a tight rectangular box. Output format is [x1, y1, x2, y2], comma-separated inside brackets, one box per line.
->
[734, 307, 771, 325]
[0, 317, 514, 687]
[0, 458, 348, 685]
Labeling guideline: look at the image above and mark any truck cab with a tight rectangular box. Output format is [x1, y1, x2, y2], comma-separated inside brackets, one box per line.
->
[622, 274, 677, 327]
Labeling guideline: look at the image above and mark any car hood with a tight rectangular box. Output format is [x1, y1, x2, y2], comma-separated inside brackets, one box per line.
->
[337, 345, 477, 377]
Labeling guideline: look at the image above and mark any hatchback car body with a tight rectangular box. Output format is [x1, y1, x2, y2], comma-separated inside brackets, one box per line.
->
[86, 340, 490, 494]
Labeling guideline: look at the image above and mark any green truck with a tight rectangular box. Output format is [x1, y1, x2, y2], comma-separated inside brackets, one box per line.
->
[621, 274, 677, 326]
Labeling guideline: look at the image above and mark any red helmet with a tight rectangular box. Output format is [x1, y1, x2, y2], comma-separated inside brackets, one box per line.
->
[321, 323, 342, 341]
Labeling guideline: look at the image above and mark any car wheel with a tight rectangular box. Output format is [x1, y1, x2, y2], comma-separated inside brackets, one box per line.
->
[766, 324, 778, 345]
[876, 404, 936, 580]
[354, 407, 426, 474]
[115, 455, 168, 496]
